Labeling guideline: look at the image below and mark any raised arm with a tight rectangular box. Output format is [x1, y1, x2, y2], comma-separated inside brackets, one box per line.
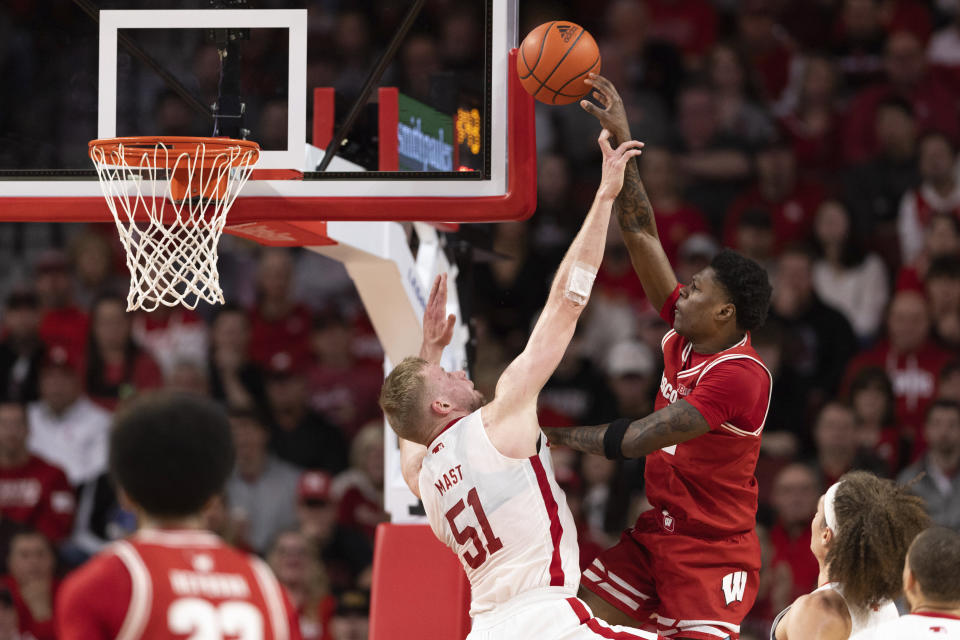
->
[398, 273, 457, 498]
[546, 399, 709, 459]
[485, 132, 643, 455]
[581, 74, 679, 311]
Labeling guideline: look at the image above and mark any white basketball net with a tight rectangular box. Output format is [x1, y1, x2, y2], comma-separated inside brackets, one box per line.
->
[89, 139, 258, 312]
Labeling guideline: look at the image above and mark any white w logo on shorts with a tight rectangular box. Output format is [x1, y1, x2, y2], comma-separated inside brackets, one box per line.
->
[721, 571, 747, 605]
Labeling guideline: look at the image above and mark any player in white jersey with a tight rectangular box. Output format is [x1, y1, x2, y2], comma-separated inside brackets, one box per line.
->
[876, 527, 960, 639]
[379, 130, 653, 640]
[771, 471, 929, 640]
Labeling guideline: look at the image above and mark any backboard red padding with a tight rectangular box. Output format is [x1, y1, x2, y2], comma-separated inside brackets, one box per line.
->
[370, 523, 470, 640]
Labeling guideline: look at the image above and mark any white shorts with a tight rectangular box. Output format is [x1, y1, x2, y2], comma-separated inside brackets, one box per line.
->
[467, 588, 656, 640]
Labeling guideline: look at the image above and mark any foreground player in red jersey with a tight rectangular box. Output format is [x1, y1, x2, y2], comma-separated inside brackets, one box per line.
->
[546, 74, 773, 640]
[55, 392, 300, 640]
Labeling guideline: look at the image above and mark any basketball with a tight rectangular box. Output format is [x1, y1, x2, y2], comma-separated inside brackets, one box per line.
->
[517, 21, 601, 106]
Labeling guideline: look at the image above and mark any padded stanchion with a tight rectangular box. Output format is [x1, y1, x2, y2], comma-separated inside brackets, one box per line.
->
[369, 523, 471, 640]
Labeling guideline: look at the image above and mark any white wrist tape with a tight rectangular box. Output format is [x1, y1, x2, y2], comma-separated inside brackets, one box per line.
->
[823, 481, 842, 533]
[565, 261, 597, 305]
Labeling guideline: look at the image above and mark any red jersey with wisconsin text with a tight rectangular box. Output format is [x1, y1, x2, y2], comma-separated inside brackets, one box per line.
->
[648, 285, 772, 536]
[55, 529, 300, 640]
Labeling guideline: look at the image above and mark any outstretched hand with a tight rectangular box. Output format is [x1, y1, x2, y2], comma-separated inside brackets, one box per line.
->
[598, 129, 644, 200]
[580, 74, 629, 139]
[419, 272, 457, 363]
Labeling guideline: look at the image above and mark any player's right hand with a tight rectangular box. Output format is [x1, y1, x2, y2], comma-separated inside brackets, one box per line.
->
[422, 273, 457, 352]
[598, 129, 644, 200]
[581, 74, 629, 139]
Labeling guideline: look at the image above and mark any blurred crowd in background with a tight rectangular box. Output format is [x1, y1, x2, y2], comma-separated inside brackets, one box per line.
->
[4, 0, 960, 639]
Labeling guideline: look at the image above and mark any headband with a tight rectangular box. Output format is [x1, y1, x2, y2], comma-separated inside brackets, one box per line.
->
[823, 481, 843, 533]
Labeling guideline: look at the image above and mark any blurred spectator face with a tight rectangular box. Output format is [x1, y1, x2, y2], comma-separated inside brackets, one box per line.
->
[2, 301, 39, 342]
[885, 31, 926, 88]
[0, 404, 28, 461]
[887, 291, 930, 353]
[92, 298, 131, 353]
[851, 381, 890, 426]
[813, 403, 858, 459]
[771, 464, 820, 529]
[70, 232, 112, 289]
[738, 5, 775, 49]
[736, 215, 775, 262]
[926, 273, 960, 320]
[7, 533, 53, 584]
[298, 497, 337, 545]
[230, 415, 269, 464]
[639, 148, 678, 200]
[39, 365, 80, 414]
[336, 12, 371, 59]
[919, 134, 956, 186]
[154, 94, 194, 136]
[538, 154, 571, 209]
[756, 146, 797, 198]
[925, 405, 960, 461]
[352, 424, 385, 488]
[710, 45, 745, 94]
[774, 251, 814, 314]
[258, 101, 288, 151]
[212, 310, 250, 353]
[842, 0, 880, 39]
[267, 530, 311, 587]
[801, 57, 837, 105]
[266, 373, 308, 413]
[401, 35, 440, 100]
[311, 320, 352, 365]
[605, 0, 647, 50]
[813, 201, 851, 248]
[875, 103, 917, 158]
[925, 215, 960, 258]
[257, 250, 294, 303]
[940, 368, 960, 402]
[331, 608, 369, 640]
[678, 87, 718, 149]
[441, 12, 480, 65]
[34, 258, 72, 309]
[166, 361, 210, 396]
[606, 340, 655, 414]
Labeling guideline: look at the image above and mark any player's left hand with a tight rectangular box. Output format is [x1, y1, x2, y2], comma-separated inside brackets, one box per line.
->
[580, 74, 629, 141]
[421, 273, 457, 358]
[598, 129, 644, 199]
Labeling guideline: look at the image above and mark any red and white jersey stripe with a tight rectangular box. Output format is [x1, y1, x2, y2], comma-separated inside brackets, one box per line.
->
[420, 408, 579, 616]
[877, 612, 960, 638]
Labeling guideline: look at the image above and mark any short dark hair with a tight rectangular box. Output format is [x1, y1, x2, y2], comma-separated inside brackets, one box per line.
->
[110, 392, 236, 518]
[709, 249, 772, 332]
[926, 398, 960, 422]
[926, 254, 960, 282]
[876, 95, 915, 120]
[908, 527, 960, 603]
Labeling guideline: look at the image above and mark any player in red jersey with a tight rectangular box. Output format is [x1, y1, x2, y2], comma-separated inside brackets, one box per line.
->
[55, 392, 301, 640]
[546, 74, 774, 640]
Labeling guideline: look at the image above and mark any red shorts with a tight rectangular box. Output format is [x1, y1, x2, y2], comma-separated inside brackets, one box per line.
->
[581, 510, 761, 640]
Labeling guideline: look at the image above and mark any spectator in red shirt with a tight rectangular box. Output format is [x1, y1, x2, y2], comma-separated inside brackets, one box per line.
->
[306, 310, 383, 440]
[248, 249, 313, 367]
[2, 530, 57, 640]
[778, 55, 844, 184]
[843, 30, 959, 164]
[724, 138, 825, 253]
[844, 289, 953, 454]
[0, 403, 73, 544]
[83, 295, 163, 411]
[332, 424, 386, 543]
[768, 463, 821, 602]
[32, 252, 87, 362]
[637, 147, 709, 266]
[643, 0, 717, 66]
[898, 132, 960, 265]
[267, 529, 335, 640]
[0, 291, 44, 404]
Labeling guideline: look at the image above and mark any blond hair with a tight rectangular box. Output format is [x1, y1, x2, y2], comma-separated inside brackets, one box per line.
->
[378, 356, 429, 440]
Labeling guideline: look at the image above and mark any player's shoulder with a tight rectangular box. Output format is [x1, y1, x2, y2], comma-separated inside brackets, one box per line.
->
[60, 546, 130, 608]
[792, 588, 851, 627]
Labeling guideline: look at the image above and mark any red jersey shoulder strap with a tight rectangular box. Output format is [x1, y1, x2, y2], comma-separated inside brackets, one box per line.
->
[111, 541, 153, 640]
[695, 351, 773, 436]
